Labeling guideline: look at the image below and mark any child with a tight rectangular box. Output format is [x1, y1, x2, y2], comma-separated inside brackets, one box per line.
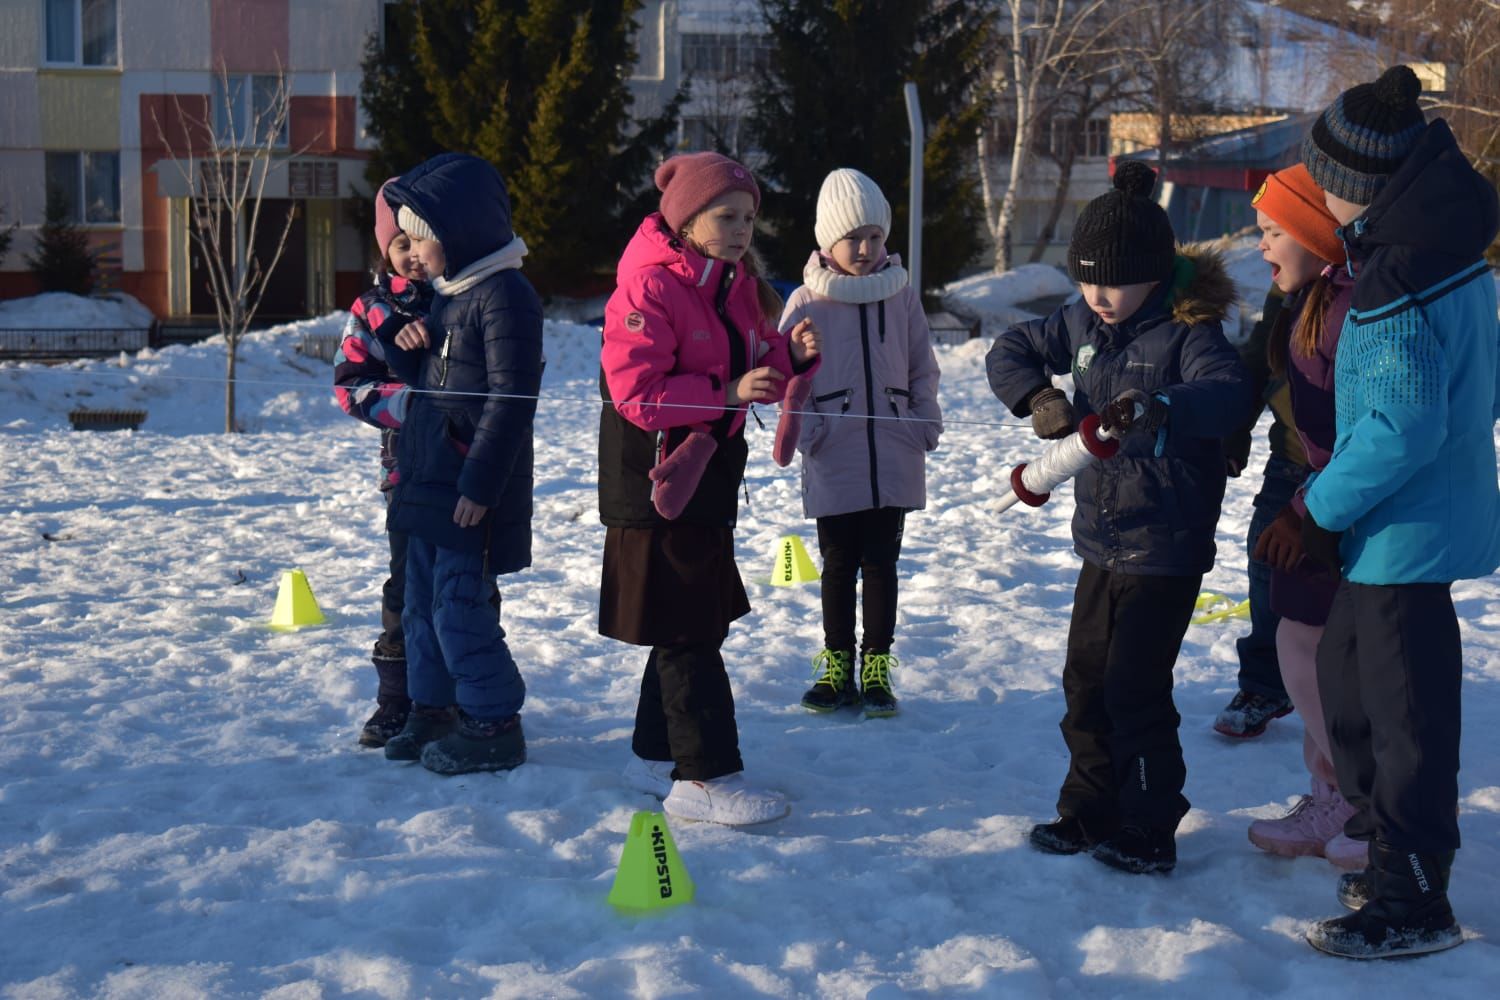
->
[1235, 164, 1358, 863]
[772, 168, 941, 718]
[333, 179, 431, 748]
[375, 152, 544, 776]
[986, 161, 1253, 874]
[1214, 281, 1298, 740]
[1297, 65, 1500, 959]
[599, 152, 820, 826]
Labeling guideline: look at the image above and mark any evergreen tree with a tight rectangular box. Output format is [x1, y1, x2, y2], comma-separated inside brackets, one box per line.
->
[26, 188, 96, 295]
[751, 0, 995, 294]
[0, 202, 16, 267]
[359, 0, 681, 293]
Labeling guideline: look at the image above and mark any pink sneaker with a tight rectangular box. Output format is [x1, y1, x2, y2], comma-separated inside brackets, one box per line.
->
[1324, 832, 1370, 871]
[1248, 780, 1353, 857]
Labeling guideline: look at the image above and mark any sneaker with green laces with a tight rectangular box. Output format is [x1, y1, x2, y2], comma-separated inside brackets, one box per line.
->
[801, 649, 860, 712]
[860, 651, 899, 718]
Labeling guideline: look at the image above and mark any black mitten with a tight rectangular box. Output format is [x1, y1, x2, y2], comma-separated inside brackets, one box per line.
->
[1100, 389, 1167, 436]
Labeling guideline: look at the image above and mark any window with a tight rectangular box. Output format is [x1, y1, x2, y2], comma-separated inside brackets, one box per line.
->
[44, 151, 120, 224]
[1046, 118, 1111, 160]
[1083, 118, 1110, 159]
[213, 74, 288, 146]
[45, 0, 116, 66]
[680, 33, 770, 77]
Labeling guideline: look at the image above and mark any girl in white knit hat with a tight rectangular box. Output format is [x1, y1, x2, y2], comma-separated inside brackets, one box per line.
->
[773, 168, 943, 718]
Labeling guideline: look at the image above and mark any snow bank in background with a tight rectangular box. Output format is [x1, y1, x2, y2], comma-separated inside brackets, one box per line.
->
[940, 264, 1077, 332]
[0, 291, 155, 330]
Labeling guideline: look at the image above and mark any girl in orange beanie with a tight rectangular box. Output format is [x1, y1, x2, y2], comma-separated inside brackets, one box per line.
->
[1241, 163, 1361, 867]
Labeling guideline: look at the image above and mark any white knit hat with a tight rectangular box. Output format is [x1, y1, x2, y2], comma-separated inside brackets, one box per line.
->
[815, 168, 891, 253]
[396, 204, 436, 242]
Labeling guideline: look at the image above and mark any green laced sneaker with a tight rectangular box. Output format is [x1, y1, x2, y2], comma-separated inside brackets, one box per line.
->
[801, 649, 860, 712]
[860, 652, 899, 718]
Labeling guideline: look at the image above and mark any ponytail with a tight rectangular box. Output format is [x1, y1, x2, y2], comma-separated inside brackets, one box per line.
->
[1290, 270, 1334, 361]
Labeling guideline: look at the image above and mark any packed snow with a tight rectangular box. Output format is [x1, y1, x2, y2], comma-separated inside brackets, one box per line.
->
[4, 278, 1500, 997]
[0, 291, 155, 331]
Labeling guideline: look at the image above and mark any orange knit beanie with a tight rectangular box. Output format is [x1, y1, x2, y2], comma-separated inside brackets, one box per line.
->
[1251, 164, 1344, 265]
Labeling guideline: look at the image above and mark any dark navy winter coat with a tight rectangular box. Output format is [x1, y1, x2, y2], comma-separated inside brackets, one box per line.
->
[988, 248, 1254, 575]
[379, 153, 544, 574]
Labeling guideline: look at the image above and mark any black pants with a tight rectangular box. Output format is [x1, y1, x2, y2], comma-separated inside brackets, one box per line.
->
[1057, 561, 1200, 831]
[816, 507, 906, 653]
[632, 640, 743, 782]
[372, 528, 410, 705]
[1317, 580, 1462, 853]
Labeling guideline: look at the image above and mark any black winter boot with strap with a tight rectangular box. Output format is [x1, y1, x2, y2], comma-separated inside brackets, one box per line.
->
[801, 649, 860, 712]
[1308, 841, 1461, 958]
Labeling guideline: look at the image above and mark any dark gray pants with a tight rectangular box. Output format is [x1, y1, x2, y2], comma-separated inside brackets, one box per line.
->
[1317, 580, 1462, 853]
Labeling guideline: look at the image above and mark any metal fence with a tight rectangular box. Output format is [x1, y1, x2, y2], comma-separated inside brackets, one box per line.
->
[297, 333, 342, 362]
[0, 327, 153, 360]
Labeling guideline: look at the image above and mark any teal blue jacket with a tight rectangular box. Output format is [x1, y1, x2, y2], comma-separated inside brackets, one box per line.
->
[1304, 120, 1500, 584]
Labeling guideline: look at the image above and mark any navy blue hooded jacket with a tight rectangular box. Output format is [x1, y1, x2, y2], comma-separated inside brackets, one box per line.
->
[988, 246, 1254, 575]
[379, 153, 544, 574]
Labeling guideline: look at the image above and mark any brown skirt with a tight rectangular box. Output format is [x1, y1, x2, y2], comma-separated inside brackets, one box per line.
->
[599, 524, 751, 646]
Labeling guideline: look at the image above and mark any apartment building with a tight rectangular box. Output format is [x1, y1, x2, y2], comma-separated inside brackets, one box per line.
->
[0, 0, 383, 321]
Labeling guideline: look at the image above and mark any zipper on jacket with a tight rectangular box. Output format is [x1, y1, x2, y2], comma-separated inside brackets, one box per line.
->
[815, 389, 852, 413]
[437, 329, 453, 388]
[885, 386, 912, 419]
[858, 303, 880, 510]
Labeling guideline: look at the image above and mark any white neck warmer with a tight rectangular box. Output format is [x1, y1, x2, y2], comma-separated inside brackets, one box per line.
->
[435, 236, 529, 296]
[803, 253, 909, 304]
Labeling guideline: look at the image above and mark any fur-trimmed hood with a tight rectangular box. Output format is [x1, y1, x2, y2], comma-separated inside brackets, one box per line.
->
[1169, 243, 1237, 328]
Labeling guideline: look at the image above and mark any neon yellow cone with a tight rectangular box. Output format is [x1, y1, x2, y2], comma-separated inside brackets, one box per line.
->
[1190, 592, 1250, 625]
[770, 534, 820, 586]
[270, 569, 326, 629]
[608, 810, 694, 913]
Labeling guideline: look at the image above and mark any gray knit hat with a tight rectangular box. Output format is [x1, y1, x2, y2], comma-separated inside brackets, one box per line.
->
[1301, 65, 1427, 206]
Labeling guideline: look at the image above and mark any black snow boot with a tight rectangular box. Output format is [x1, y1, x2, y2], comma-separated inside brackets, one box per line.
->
[1213, 689, 1294, 739]
[421, 712, 526, 775]
[1092, 825, 1177, 874]
[383, 703, 457, 761]
[1029, 815, 1116, 856]
[1340, 852, 1452, 911]
[801, 649, 860, 712]
[1308, 842, 1461, 958]
[359, 646, 411, 748]
[859, 651, 899, 718]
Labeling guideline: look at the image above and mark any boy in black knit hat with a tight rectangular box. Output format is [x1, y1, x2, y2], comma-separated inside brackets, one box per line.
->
[987, 162, 1254, 873]
[1296, 65, 1500, 960]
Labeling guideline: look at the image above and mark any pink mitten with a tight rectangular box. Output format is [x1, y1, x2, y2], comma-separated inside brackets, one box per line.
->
[772, 375, 813, 467]
[649, 431, 718, 519]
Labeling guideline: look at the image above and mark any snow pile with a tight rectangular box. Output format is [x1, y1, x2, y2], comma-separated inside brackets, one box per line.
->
[940, 263, 1077, 332]
[0, 291, 155, 330]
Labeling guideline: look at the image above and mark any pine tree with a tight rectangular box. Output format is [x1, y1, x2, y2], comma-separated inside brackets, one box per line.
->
[0, 202, 16, 267]
[359, 0, 680, 293]
[750, 0, 995, 294]
[26, 188, 96, 295]
[358, 1, 444, 204]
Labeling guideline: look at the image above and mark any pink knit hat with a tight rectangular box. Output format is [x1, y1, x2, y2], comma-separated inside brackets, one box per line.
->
[374, 178, 401, 256]
[655, 153, 761, 233]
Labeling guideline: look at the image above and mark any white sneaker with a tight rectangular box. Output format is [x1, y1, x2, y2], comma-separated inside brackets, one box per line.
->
[662, 772, 790, 826]
[622, 755, 675, 798]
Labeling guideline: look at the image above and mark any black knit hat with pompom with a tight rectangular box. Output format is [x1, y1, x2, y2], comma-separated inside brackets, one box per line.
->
[1301, 65, 1426, 206]
[1067, 160, 1176, 286]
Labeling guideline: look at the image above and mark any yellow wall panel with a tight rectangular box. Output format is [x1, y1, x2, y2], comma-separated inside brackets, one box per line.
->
[38, 72, 120, 149]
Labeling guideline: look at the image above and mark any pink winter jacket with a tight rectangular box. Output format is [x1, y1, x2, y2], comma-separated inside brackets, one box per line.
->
[781, 252, 941, 519]
[602, 213, 801, 436]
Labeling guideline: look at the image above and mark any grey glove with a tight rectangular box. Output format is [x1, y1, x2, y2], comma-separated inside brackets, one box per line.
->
[1026, 386, 1075, 440]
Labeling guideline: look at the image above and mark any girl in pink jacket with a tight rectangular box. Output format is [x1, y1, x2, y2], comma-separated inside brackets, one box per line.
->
[598, 152, 821, 826]
[774, 168, 942, 718]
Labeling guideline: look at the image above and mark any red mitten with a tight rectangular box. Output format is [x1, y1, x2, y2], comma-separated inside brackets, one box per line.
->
[649, 431, 718, 520]
[772, 375, 813, 467]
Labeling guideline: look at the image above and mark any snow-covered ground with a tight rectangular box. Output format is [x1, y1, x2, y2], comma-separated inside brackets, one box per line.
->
[5, 295, 1500, 998]
[0, 291, 154, 331]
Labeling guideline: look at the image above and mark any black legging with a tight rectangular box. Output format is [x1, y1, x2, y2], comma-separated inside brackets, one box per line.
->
[816, 507, 906, 654]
